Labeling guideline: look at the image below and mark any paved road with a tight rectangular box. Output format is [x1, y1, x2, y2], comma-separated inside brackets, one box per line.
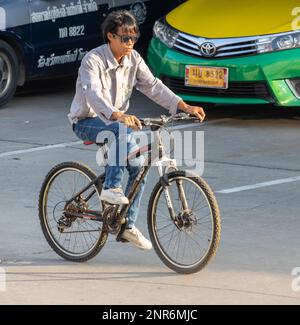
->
[1, 79, 300, 304]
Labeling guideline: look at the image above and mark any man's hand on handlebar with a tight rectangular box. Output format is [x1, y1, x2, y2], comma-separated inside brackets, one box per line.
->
[111, 111, 142, 131]
[110, 100, 205, 131]
[177, 101, 206, 123]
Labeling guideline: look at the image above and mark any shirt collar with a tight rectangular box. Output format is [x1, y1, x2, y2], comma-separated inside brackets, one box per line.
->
[104, 44, 133, 71]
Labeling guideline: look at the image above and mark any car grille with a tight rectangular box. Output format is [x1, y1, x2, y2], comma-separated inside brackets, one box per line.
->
[174, 33, 258, 58]
[161, 76, 273, 100]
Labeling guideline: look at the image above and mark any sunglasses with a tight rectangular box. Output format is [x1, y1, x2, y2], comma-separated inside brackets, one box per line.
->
[113, 33, 140, 44]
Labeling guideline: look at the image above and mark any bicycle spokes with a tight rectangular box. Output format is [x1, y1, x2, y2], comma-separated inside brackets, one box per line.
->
[152, 176, 216, 267]
[42, 167, 105, 257]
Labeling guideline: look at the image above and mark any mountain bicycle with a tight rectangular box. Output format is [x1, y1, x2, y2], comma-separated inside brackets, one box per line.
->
[38, 113, 221, 274]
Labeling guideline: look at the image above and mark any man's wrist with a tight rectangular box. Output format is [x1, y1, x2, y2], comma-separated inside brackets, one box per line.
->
[178, 100, 190, 113]
[111, 111, 123, 121]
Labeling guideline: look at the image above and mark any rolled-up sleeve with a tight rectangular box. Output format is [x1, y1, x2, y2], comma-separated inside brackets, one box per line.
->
[80, 55, 117, 120]
[135, 57, 182, 115]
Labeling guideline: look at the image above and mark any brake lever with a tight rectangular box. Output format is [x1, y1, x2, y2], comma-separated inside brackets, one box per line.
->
[140, 118, 150, 127]
[191, 116, 202, 123]
[176, 112, 190, 119]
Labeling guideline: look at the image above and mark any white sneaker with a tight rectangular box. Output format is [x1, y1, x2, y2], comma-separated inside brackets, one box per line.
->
[100, 187, 129, 205]
[121, 226, 153, 250]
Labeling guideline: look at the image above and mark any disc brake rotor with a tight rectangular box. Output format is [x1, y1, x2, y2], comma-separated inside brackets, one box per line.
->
[175, 209, 198, 234]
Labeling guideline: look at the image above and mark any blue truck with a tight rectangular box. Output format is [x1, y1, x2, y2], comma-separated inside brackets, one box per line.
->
[0, 0, 184, 107]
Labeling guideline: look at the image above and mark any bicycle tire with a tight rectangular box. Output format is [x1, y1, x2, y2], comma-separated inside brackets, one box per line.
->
[38, 161, 108, 262]
[147, 170, 221, 274]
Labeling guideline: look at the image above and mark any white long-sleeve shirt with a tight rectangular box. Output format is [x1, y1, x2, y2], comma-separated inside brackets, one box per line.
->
[68, 43, 182, 125]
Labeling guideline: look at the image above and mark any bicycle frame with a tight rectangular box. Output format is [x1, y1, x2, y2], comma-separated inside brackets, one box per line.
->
[64, 126, 189, 225]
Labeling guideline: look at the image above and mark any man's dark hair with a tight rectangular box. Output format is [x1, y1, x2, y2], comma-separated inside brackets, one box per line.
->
[102, 10, 139, 43]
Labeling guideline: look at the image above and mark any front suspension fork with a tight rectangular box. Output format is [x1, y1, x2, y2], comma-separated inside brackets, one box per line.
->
[157, 159, 189, 223]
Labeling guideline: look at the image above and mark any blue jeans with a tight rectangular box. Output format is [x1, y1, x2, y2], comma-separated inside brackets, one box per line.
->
[73, 117, 147, 228]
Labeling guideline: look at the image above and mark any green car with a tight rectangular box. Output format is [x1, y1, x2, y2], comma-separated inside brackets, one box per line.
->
[147, 0, 300, 107]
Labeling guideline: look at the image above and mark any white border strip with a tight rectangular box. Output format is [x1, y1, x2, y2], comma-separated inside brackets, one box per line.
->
[217, 176, 300, 194]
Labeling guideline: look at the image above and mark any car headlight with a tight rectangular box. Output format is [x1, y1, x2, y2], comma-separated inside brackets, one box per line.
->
[256, 32, 300, 53]
[153, 19, 178, 48]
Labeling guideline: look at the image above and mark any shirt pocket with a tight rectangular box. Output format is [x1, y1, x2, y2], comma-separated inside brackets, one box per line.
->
[126, 68, 136, 89]
[123, 68, 134, 101]
[124, 86, 133, 101]
[99, 73, 112, 102]
[100, 71, 112, 90]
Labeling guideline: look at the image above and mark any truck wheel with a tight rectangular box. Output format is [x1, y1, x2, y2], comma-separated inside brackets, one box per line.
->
[0, 40, 19, 108]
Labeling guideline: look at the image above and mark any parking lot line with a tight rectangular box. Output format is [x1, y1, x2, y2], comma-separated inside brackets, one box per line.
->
[0, 141, 82, 158]
[217, 175, 300, 194]
[0, 122, 205, 159]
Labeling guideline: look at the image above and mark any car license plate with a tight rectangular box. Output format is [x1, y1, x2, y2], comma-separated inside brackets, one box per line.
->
[185, 66, 229, 89]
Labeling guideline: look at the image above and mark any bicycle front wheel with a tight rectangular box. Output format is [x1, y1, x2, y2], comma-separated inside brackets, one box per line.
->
[148, 171, 221, 274]
[39, 162, 108, 262]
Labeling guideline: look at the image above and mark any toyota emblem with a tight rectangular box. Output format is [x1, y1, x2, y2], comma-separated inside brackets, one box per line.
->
[200, 42, 217, 57]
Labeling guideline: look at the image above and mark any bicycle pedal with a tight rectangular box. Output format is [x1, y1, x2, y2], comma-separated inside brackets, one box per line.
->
[118, 237, 129, 243]
[116, 227, 127, 242]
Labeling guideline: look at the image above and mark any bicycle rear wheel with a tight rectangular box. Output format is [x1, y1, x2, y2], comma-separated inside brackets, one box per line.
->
[148, 171, 221, 274]
[38, 162, 108, 262]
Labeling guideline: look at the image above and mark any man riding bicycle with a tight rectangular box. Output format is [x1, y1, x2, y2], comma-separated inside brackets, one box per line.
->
[68, 10, 206, 250]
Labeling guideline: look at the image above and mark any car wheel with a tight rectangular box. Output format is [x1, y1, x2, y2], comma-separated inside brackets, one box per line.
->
[0, 40, 19, 108]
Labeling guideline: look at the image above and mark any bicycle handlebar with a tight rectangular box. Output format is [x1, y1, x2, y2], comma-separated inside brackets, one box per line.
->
[140, 113, 200, 129]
